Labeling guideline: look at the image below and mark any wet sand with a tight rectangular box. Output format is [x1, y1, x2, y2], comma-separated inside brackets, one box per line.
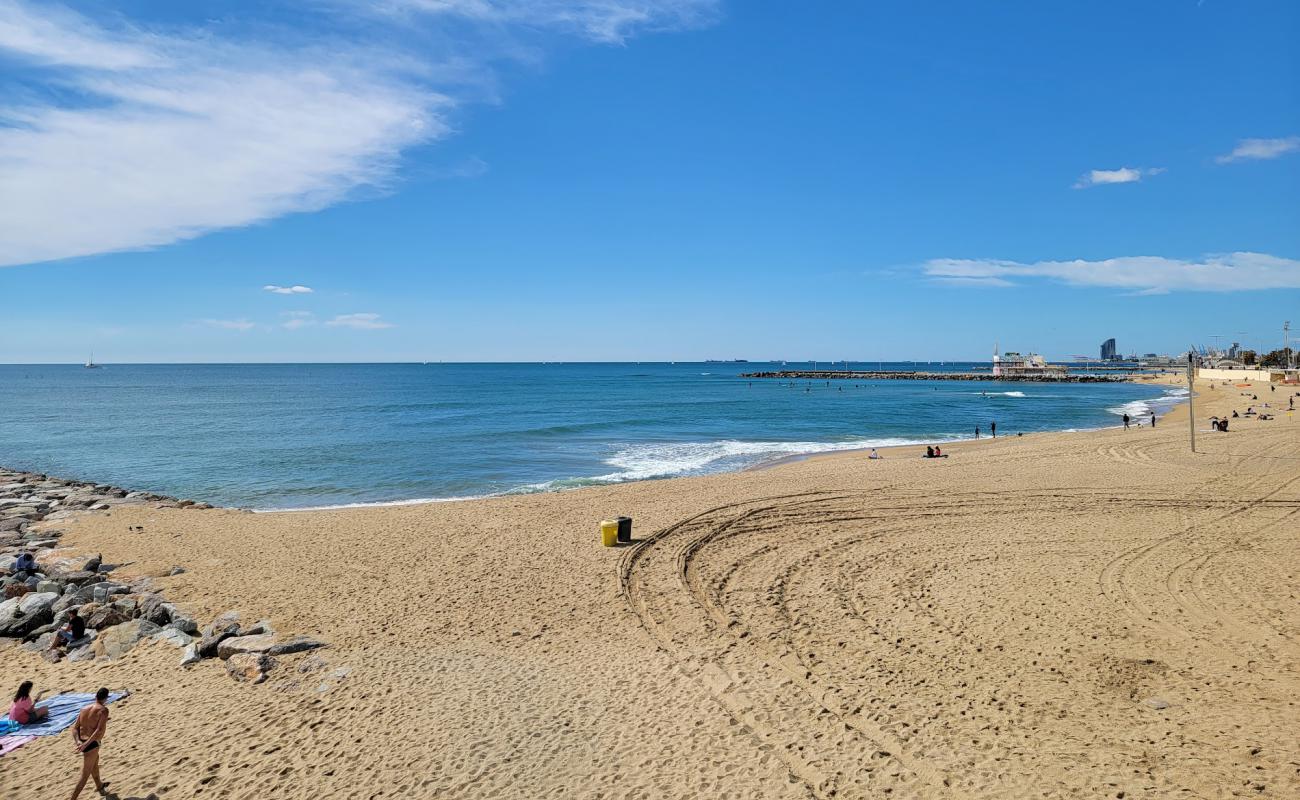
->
[2, 374, 1298, 799]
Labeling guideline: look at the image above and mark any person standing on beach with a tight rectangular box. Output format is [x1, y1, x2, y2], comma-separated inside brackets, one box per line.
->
[1150, 411, 1156, 428]
[990, 420, 996, 437]
[975, 425, 980, 439]
[70, 688, 110, 800]
[1123, 413, 1130, 430]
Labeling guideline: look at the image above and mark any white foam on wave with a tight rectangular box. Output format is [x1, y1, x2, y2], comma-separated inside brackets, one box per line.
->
[595, 437, 927, 482]
[1107, 386, 1189, 422]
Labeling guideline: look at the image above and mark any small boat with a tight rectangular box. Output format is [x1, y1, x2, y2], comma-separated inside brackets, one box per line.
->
[84, 351, 101, 369]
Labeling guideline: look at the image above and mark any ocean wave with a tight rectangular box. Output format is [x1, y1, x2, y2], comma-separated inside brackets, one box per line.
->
[1107, 386, 1189, 421]
[254, 494, 492, 513]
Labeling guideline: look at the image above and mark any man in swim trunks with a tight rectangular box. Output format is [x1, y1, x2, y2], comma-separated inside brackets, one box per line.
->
[70, 688, 110, 799]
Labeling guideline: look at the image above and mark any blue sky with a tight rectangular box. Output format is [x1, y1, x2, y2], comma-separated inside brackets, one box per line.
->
[1, 0, 1297, 362]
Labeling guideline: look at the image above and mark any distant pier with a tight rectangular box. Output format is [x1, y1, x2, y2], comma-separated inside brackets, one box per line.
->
[740, 370, 1128, 383]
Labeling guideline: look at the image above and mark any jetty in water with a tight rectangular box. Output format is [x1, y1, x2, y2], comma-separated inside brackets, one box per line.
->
[740, 370, 1128, 383]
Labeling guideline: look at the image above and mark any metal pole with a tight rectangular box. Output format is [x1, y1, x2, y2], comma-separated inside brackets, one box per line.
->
[1186, 352, 1196, 453]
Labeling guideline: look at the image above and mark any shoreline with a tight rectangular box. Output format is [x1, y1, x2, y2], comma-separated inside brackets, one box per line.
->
[8, 377, 1192, 514]
[3, 372, 1296, 798]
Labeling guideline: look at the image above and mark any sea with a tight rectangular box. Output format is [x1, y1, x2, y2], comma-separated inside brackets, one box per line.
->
[0, 363, 1186, 510]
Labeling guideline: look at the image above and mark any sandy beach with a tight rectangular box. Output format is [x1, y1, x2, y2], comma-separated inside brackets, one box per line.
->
[2, 374, 1298, 799]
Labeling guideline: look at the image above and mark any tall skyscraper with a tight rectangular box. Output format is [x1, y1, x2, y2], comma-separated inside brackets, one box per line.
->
[1100, 338, 1117, 361]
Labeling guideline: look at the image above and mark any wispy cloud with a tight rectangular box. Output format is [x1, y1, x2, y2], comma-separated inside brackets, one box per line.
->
[1072, 166, 1164, 189]
[326, 312, 394, 329]
[264, 284, 315, 295]
[922, 252, 1300, 294]
[281, 311, 316, 330]
[0, 0, 719, 268]
[1215, 136, 1300, 164]
[200, 318, 256, 331]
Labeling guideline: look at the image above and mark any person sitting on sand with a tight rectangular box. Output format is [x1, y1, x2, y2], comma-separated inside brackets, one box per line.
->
[70, 688, 111, 800]
[868, 448, 881, 459]
[9, 681, 50, 725]
[50, 608, 86, 652]
[925, 446, 935, 458]
[934, 446, 943, 457]
[1232, 410, 1239, 418]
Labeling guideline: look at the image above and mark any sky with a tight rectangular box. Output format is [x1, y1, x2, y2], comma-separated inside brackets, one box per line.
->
[0, 0, 1297, 363]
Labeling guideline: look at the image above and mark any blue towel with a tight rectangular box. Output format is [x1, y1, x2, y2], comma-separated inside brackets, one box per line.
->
[18, 691, 127, 737]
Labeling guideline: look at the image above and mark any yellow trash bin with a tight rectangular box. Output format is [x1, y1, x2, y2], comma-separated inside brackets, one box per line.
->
[600, 519, 619, 547]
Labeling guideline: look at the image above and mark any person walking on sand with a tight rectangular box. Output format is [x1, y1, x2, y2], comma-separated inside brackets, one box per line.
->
[1123, 413, 1130, 430]
[70, 688, 110, 800]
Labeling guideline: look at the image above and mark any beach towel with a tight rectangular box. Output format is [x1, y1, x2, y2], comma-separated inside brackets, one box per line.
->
[15, 691, 127, 738]
[0, 734, 35, 756]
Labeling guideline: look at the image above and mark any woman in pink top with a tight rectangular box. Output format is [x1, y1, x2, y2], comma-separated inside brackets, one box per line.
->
[9, 681, 50, 725]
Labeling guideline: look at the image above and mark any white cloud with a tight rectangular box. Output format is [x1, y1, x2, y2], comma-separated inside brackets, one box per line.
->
[922, 252, 1300, 293]
[326, 312, 394, 329]
[1072, 166, 1164, 189]
[264, 284, 315, 295]
[0, 0, 718, 268]
[281, 311, 316, 330]
[201, 318, 256, 331]
[375, 0, 719, 44]
[1215, 136, 1300, 164]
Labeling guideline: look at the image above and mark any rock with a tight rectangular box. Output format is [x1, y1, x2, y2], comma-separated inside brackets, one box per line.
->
[86, 605, 131, 630]
[179, 642, 201, 666]
[23, 632, 55, 651]
[92, 619, 161, 660]
[35, 579, 61, 594]
[0, 518, 24, 532]
[164, 613, 198, 636]
[81, 554, 102, 572]
[268, 635, 327, 656]
[92, 583, 128, 604]
[1143, 697, 1171, 710]
[168, 566, 185, 576]
[243, 619, 274, 637]
[138, 594, 171, 626]
[203, 611, 240, 638]
[42, 648, 62, 663]
[217, 633, 276, 660]
[0, 591, 58, 636]
[152, 628, 193, 648]
[226, 653, 275, 684]
[196, 625, 242, 659]
[59, 571, 98, 586]
[66, 642, 96, 662]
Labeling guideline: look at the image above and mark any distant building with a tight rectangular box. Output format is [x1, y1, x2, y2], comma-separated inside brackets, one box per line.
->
[993, 350, 1067, 378]
[1100, 338, 1117, 361]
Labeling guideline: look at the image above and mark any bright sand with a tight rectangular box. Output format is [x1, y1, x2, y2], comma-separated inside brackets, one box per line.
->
[2, 375, 1298, 799]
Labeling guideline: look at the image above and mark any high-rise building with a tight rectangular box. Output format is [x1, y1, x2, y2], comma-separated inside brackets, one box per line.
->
[1100, 338, 1117, 361]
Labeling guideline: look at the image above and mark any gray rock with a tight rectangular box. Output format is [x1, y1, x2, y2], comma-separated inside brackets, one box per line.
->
[92, 583, 128, 604]
[152, 627, 193, 648]
[86, 605, 131, 630]
[217, 633, 276, 660]
[1143, 697, 1171, 710]
[268, 635, 327, 656]
[138, 594, 171, 626]
[196, 624, 242, 659]
[59, 571, 98, 586]
[0, 591, 59, 636]
[202, 611, 240, 638]
[92, 619, 161, 660]
[81, 555, 102, 573]
[164, 614, 198, 636]
[35, 579, 62, 594]
[179, 642, 201, 666]
[66, 643, 96, 662]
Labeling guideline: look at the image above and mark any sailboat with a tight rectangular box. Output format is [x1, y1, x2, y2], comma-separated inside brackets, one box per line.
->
[84, 351, 101, 369]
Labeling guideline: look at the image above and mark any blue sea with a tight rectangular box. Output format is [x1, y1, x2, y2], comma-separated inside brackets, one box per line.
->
[0, 363, 1185, 510]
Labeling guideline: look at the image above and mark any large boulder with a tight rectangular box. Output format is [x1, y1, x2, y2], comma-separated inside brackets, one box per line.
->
[217, 633, 276, 660]
[86, 605, 131, 630]
[0, 591, 58, 637]
[226, 653, 275, 684]
[92, 619, 161, 660]
[152, 627, 193, 649]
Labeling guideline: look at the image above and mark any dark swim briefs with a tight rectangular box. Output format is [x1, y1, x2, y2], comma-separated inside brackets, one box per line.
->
[80, 741, 99, 753]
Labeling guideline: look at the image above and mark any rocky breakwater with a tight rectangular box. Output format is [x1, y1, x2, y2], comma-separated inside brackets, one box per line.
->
[1, 467, 334, 688]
